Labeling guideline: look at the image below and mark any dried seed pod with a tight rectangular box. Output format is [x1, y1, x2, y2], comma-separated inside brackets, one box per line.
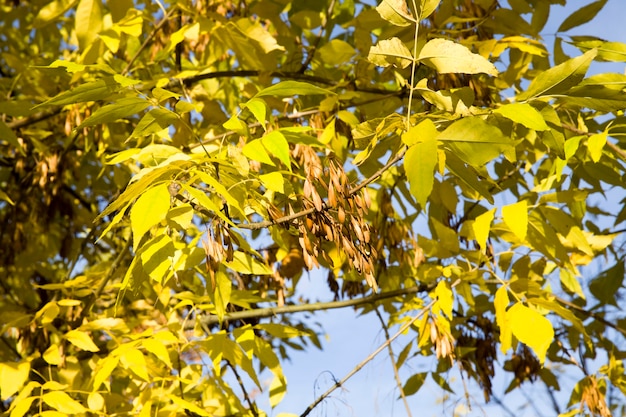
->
[311, 189, 323, 212]
[324, 223, 334, 241]
[337, 206, 346, 224]
[327, 183, 337, 208]
[362, 188, 371, 209]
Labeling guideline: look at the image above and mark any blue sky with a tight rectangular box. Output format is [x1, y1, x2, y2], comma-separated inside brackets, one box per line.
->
[258, 1, 626, 417]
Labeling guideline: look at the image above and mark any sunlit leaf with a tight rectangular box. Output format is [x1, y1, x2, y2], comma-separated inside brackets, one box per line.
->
[42, 391, 88, 414]
[494, 103, 549, 131]
[472, 208, 495, 252]
[507, 303, 554, 363]
[255, 81, 335, 97]
[130, 183, 171, 250]
[418, 39, 498, 75]
[517, 49, 597, 100]
[368, 37, 413, 68]
[557, 0, 608, 32]
[502, 200, 528, 241]
[375, 0, 415, 27]
[0, 362, 30, 400]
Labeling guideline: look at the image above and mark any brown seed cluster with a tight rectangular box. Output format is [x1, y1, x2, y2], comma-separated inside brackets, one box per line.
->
[295, 146, 378, 289]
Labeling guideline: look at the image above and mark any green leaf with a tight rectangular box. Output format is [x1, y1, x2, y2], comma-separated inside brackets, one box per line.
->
[78, 97, 151, 128]
[42, 391, 88, 414]
[431, 372, 454, 393]
[502, 200, 528, 241]
[139, 234, 175, 283]
[33, 0, 78, 28]
[317, 39, 357, 66]
[404, 133, 437, 208]
[130, 183, 171, 250]
[224, 251, 272, 275]
[507, 303, 554, 364]
[259, 172, 285, 194]
[261, 130, 291, 167]
[472, 208, 495, 252]
[36, 77, 121, 107]
[212, 270, 232, 321]
[65, 330, 99, 352]
[494, 103, 549, 131]
[168, 395, 211, 417]
[375, 0, 415, 27]
[418, 39, 498, 75]
[75, 0, 103, 49]
[255, 323, 310, 338]
[438, 117, 512, 167]
[129, 108, 178, 139]
[0, 121, 24, 156]
[180, 183, 233, 225]
[254, 81, 335, 98]
[242, 139, 275, 166]
[517, 49, 597, 100]
[403, 372, 427, 396]
[588, 131, 607, 162]
[589, 260, 624, 306]
[243, 98, 267, 130]
[557, 0, 608, 32]
[368, 37, 413, 69]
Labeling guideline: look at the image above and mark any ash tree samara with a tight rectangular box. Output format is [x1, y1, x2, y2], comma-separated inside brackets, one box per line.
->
[1, 0, 626, 416]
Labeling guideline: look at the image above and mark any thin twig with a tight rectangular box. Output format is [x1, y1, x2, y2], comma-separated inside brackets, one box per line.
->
[374, 308, 413, 417]
[299, 298, 436, 417]
[225, 360, 259, 417]
[299, 279, 460, 417]
[74, 237, 131, 324]
[554, 295, 626, 338]
[199, 284, 432, 327]
[122, 6, 179, 76]
[298, 0, 337, 73]
[7, 108, 62, 130]
[405, 0, 421, 131]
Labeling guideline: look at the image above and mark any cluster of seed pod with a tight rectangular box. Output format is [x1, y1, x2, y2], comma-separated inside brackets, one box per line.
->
[201, 221, 234, 290]
[297, 149, 378, 289]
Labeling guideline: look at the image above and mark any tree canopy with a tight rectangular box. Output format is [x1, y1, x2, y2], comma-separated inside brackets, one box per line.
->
[1, 0, 626, 416]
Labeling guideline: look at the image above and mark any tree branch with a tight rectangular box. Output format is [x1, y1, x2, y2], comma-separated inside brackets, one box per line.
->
[199, 284, 433, 327]
[374, 308, 413, 417]
[297, 0, 337, 73]
[299, 297, 437, 417]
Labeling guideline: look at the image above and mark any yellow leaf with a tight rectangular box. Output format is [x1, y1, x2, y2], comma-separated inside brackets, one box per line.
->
[10, 397, 36, 417]
[93, 356, 119, 390]
[143, 338, 172, 368]
[43, 344, 63, 365]
[434, 280, 453, 319]
[130, 183, 171, 251]
[42, 391, 88, 414]
[75, 0, 103, 49]
[502, 200, 528, 241]
[65, 330, 99, 352]
[87, 392, 104, 411]
[120, 348, 150, 381]
[0, 361, 30, 400]
[507, 303, 554, 364]
[168, 394, 211, 416]
[269, 374, 287, 408]
[472, 208, 495, 253]
[494, 286, 512, 353]
[588, 131, 607, 161]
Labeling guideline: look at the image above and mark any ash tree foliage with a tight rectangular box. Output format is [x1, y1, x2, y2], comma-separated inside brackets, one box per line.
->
[2, 0, 626, 415]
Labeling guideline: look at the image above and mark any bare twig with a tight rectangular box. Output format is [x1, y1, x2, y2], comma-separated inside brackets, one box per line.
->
[374, 308, 413, 417]
[225, 360, 259, 417]
[299, 279, 460, 417]
[73, 237, 131, 324]
[7, 108, 62, 130]
[199, 284, 432, 327]
[299, 298, 436, 417]
[122, 6, 179, 76]
[297, 0, 337, 73]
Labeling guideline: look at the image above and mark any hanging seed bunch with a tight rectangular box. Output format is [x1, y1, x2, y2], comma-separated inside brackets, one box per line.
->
[295, 145, 378, 290]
